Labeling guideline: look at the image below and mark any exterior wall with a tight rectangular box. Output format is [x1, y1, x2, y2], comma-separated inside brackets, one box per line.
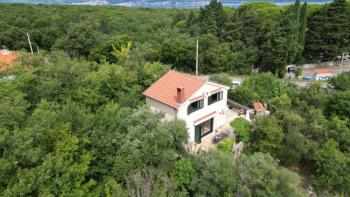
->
[313, 73, 336, 80]
[176, 83, 228, 143]
[145, 97, 177, 122]
[146, 82, 229, 144]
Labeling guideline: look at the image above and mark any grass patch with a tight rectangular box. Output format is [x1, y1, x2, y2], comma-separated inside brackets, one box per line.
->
[230, 117, 251, 142]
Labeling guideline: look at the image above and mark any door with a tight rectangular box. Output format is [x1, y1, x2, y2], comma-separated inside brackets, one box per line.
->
[195, 125, 201, 143]
[194, 118, 214, 144]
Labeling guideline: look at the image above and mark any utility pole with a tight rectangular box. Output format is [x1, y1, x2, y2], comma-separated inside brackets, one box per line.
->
[339, 52, 349, 73]
[27, 33, 33, 54]
[195, 39, 199, 75]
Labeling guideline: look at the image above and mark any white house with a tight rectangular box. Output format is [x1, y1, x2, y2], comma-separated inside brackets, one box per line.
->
[143, 70, 229, 144]
[312, 69, 336, 80]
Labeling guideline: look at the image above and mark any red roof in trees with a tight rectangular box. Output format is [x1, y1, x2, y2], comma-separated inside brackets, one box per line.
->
[314, 69, 336, 75]
[0, 50, 18, 72]
[143, 70, 206, 108]
[253, 102, 265, 111]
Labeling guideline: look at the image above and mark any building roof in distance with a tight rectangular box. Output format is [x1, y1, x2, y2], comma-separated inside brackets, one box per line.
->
[0, 49, 18, 72]
[314, 69, 336, 74]
[253, 102, 265, 111]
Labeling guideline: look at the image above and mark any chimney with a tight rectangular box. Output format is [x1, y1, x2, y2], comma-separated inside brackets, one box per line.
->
[177, 86, 185, 103]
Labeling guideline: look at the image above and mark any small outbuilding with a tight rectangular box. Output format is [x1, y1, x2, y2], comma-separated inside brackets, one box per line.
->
[253, 102, 270, 116]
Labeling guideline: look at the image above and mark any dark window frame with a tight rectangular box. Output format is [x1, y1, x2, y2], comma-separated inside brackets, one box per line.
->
[195, 118, 214, 143]
[187, 99, 204, 115]
[208, 91, 223, 105]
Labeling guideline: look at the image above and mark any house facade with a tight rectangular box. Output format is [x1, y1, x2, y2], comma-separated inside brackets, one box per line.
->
[312, 69, 336, 80]
[143, 70, 229, 144]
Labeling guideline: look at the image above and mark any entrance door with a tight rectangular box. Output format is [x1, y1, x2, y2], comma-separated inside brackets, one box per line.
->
[194, 118, 214, 143]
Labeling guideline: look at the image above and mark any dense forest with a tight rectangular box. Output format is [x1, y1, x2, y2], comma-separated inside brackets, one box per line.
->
[1, 0, 350, 75]
[1, 0, 350, 196]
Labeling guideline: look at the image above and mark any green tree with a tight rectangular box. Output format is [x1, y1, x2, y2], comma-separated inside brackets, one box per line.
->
[171, 158, 195, 191]
[230, 117, 251, 142]
[0, 81, 29, 130]
[251, 116, 285, 156]
[295, 1, 308, 63]
[209, 73, 232, 87]
[312, 140, 350, 194]
[89, 34, 131, 63]
[234, 73, 293, 106]
[53, 22, 101, 58]
[191, 151, 237, 196]
[237, 153, 304, 197]
[305, 0, 350, 61]
[326, 90, 350, 118]
[329, 71, 350, 91]
[197, 0, 227, 38]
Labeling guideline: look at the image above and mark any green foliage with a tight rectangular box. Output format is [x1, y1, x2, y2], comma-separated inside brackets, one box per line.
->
[329, 71, 350, 91]
[234, 73, 293, 106]
[251, 116, 285, 156]
[305, 0, 350, 61]
[217, 137, 234, 153]
[197, 0, 227, 38]
[295, 1, 308, 63]
[326, 90, 350, 118]
[0, 81, 29, 130]
[278, 113, 308, 165]
[89, 34, 132, 63]
[53, 22, 101, 58]
[230, 117, 251, 142]
[172, 158, 195, 190]
[1, 2, 349, 195]
[237, 153, 304, 197]
[209, 73, 232, 87]
[111, 41, 132, 63]
[191, 150, 237, 196]
[312, 140, 350, 194]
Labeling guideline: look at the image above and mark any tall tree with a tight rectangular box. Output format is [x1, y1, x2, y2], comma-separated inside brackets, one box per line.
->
[197, 0, 227, 38]
[305, 0, 350, 61]
[295, 1, 308, 63]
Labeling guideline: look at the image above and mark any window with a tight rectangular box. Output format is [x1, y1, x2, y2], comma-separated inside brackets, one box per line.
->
[208, 91, 223, 105]
[195, 118, 214, 143]
[188, 99, 204, 114]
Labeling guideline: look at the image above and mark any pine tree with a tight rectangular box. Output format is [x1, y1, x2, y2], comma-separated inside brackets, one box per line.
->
[305, 0, 350, 61]
[295, 1, 308, 64]
[283, 0, 301, 64]
[222, 11, 244, 50]
[197, 0, 227, 38]
[186, 11, 196, 28]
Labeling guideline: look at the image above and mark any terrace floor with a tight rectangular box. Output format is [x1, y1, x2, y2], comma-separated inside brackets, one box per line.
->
[191, 108, 246, 153]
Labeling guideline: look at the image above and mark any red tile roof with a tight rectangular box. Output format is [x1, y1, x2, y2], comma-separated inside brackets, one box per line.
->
[143, 70, 206, 108]
[253, 102, 265, 111]
[314, 69, 336, 74]
[0, 50, 17, 72]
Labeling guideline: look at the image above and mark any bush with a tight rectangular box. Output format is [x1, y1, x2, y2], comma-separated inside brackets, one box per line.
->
[209, 73, 232, 87]
[230, 118, 251, 142]
[217, 138, 234, 153]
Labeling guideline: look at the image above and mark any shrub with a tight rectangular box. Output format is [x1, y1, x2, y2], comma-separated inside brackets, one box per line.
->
[230, 117, 251, 142]
[217, 138, 234, 154]
[209, 73, 232, 87]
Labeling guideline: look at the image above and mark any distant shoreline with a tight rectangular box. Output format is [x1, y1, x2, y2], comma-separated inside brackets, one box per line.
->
[0, 0, 331, 8]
